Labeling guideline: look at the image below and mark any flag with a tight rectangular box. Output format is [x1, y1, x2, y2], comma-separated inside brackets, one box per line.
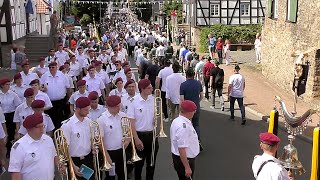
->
[25, 0, 34, 14]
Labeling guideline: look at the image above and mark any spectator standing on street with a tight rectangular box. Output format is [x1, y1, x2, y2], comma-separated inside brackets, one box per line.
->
[255, 33, 262, 64]
[216, 37, 224, 64]
[180, 69, 204, 151]
[202, 56, 215, 101]
[194, 56, 205, 82]
[208, 33, 216, 59]
[209, 60, 225, 111]
[224, 39, 231, 66]
[227, 65, 246, 125]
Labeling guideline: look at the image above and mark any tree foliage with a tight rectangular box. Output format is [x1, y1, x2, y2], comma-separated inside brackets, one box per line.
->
[161, 0, 183, 24]
[79, 14, 92, 26]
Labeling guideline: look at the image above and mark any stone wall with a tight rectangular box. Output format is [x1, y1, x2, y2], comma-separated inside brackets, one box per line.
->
[261, 0, 320, 101]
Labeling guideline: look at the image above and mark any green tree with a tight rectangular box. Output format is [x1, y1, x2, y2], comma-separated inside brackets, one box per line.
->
[162, 0, 183, 24]
[79, 14, 92, 26]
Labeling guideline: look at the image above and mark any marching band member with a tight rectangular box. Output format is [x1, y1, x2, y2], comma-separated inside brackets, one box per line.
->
[30, 79, 53, 110]
[69, 55, 82, 81]
[127, 79, 158, 180]
[95, 61, 111, 90]
[69, 80, 89, 115]
[88, 91, 106, 121]
[106, 56, 118, 81]
[8, 113, 58, 180]
[113, 61, 127, 83]
[11, 73, 28, 102]
[109, 77, 127, 97]
[33, 57, 49, 78]
[121, 79, 138, 114]
[252, 132, 292, 180]
[97, 95, 130, 180]
[0, 122, 6, 169]
[170, 100, 199, 180]
[55, 44, 69, 66]
[13, 88, 34, 139]
[61, 97, 94, 179]
[18, 100, 55, 136]
[76, 47, 89, 77]
[0, 78, 21, 157]
[20, 61, 40, 87]
[83, 65, 106, 105]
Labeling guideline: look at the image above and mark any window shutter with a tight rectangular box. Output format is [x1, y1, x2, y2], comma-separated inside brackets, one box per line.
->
[267, 0, 273, 18]
[287, 0, 298, 22]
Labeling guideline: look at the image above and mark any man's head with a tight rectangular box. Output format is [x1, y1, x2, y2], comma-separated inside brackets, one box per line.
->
[214, 59, 220, 66]
[185, 69, 195, 79]
[77, 80, 86, 93]
[95, 61, 103, 71]
[21, 61, 30, 73]
[24, 114, 44, 139]
[13, 73, 22, 85]
[138, 79, 153, 95]
[180, 100, 197, 119]
[48, 62, 58, 74]
[30, 79, 40, 91]
[124, 79, 136, 96]
[234, 65, 240, 73]
[172, 62, 181, 73]
[75, 97, 91, 117]
[31, 100, 45, 113]
[259, 132, 280, 154]
[88, 66, 96, 77]
[88, 91, 99, 110]
[106, 95, 121, 115]
[39, 57, 45, 66]
[24, 88, 35, 104]
[125, 68, 132, 79]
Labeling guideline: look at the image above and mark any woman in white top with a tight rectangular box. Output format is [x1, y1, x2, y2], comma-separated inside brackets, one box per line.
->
[10, 73, 28, 102]
[109, 77, 127, 98]
[254, 33, 262, 64]
[224, 39, 231, 66]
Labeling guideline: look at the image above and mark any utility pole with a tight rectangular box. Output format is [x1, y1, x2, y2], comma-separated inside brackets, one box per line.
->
[189, 0, 192, 46]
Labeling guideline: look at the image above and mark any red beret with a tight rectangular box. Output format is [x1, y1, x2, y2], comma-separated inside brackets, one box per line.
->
[115, 60, 121, 64]
[59, 65, 65, 71]
[77, 80, 86, 87]
[180, 100, 197, 112]
[39, 57, 45, 61]
[124, 68, 131, 74]
[0, 78, 10, 86]
[122, 61, 129, 67]
[138, 79, 151, 90]
[23, 113, 43, 129]
[58, 43, 63, 47]
[29, 79, 40, 85]
[260, 132, 280, 146]
[24, 88, 34, 97]
[115, 77, 123, 84]
[48, 62, 57, 67]
[88, 91, 99, 100]
[31, 100, 45, 108]
[21, 61, 30, 67]
[106, 95, 121, 107]
[87, 65, 95, 71]
[77, 47, 83, 50]
[76, 97, 91, 108]
[13, 73, 22, 80]
[95, 61, 102, 66]
[64, 61, 70, 65]
[124, 79, 135, 89]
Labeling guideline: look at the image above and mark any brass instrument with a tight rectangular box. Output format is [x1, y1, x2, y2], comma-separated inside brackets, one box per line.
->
[90, 121, 112, 180]
[54, 129, 78, 180]
[122, 117, 142, 164]
[151, 89, 167, 166]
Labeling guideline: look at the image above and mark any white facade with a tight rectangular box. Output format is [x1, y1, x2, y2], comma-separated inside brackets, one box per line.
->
[36, 13, 50, 35]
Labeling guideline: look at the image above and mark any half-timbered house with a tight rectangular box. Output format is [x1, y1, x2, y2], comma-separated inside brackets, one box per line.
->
[36, 0, 51, 35]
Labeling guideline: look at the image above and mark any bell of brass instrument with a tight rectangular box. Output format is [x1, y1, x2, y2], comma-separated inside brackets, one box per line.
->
[54, 129, 78, 180]
[122, 117, 142, 164]
[279, 135, 306, 175]
[90, 121, 112, 180]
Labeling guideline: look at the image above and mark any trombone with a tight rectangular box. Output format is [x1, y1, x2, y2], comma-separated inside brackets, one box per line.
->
[90, 121, 112, 180]
[54, 129, 78, 180]
[151, 89, 167, 167]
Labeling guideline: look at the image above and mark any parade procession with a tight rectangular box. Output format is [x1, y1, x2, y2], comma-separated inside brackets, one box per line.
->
[2, 0, 320, 179]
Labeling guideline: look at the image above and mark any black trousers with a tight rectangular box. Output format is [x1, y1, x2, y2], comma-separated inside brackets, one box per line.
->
[72, 153, 95, 180]
[217, 49, 223, 64]
[172, 154, 195, 180]
[161, 91, 168, 119]
[128, 46, 135, 57]
[46, 98, 65, 130]
[135, 131, 159, 180]
[204, 76, 210, 99]
[5, 112, 14, 156]
[104, 148, 129, 180]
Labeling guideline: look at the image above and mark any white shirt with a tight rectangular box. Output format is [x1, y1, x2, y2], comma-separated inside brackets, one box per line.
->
[127, 94, 154, 132]
[41, 71, 70, 101]
[11, 84, 28, 102]
[33, 65, 49, 77]
[69, 90, 89, 105]
[252, 153, 290, 180]
[20, 71, 39, 86]
[13, 102, 34, 124]
[128, 37, 136, 46]
[158, 66, 174, 92]
[55, 50, 69, 66]
[170, 115, 199, 158]
[83, 75, 105, 97]
[97, 110, 126, 150]
[121, 93, 138, 113]
[156, 45, 165, 57]
[166, 73, 186, 104]
[18, 113, 55, 135]
[76, 54, 88, 68]
[113, 69, 127, 83]
[97, 54, 110, 64]
[96, 69, 111, 85]
[109, 88, 127, 98]
[88, 104, 106, 121]
[34, 91, 53, 109]
[61, 115, 92, 157]
[0, 90, 21, 113]
[229, 73, 245, 98]
[0, 123, 5, 139]
[69, 61, 81, 77]
[255, 39, 262, 49]
[8, 134, 56, 180]
[0, 107, 5, 123]
[45, 55, 56, 66]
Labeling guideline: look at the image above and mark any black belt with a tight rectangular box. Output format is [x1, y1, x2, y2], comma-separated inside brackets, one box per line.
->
[137, 131, 153, 135]
[172, 153, 195, 160]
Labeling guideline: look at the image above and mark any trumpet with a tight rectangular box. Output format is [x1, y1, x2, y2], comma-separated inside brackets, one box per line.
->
[54, 129, 77, 180]
[90, 121, 112, 180]
[151, 89, 167, 167]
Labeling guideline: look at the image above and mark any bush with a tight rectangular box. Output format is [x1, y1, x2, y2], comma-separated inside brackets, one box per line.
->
[199, 24, 262, 53]
[79, 14, 91, 27]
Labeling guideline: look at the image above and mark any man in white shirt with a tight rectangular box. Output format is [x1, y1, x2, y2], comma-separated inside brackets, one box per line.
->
[0, 122, 6, 168]
[166, 62, 186, 120]
[252, 132, 292, 180]
[33, 57, 49, 78]
[156, 60, 173, 122]
[227, 65, 246, 125]
[44, 49, 57, 66]
[170, 100, 199, 180]
[87, 91, 106, 120]
[127, 35, 137, 57]
[20, 61, 39, 86]
[55, 44, 69, 66]
[156, 42, 166, 65]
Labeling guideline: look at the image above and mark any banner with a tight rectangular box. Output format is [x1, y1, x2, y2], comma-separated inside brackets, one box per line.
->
[72, 1, 182, 5]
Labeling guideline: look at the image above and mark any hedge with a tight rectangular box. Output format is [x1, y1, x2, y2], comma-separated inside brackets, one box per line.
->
[199, 24, 262, 53]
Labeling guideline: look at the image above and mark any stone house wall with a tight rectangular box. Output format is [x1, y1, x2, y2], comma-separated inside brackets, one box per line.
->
[261, 0, 320, 101]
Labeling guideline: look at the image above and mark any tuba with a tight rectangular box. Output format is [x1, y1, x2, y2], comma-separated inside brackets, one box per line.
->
[54, 129, 77, 180]
[90, 121, 112, 180]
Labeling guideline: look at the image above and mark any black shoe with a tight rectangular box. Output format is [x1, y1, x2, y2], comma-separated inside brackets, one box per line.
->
[221, 107, 225, 111]
[199, 142, 204, 151]
[241, 119, 246, 125]
[229, 117, 235, 121]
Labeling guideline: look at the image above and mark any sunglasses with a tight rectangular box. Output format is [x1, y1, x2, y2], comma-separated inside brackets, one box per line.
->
[49, 66, 56, 69]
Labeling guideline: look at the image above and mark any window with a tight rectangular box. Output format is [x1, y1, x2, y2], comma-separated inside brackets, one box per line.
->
[267, 0, 278, 19]
[240, 3, 250, 16]
[287, 0, 298, 22]
[210, 4, 219, 16]
[159, 3, 163, 11]
[273, 0, 278, 18]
